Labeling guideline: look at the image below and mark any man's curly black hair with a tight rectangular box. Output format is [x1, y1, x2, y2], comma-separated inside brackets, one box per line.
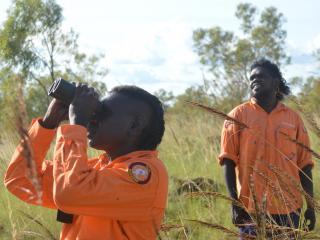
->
[110, 85, 165, 150]
[250, 58, 291, 100]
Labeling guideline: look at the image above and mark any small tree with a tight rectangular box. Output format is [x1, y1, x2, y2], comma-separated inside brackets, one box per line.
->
[297, 76, 320, 113]
[193, 3, 290, 109]
[0, 0, 108, 122]
[154, 89, 175, 111]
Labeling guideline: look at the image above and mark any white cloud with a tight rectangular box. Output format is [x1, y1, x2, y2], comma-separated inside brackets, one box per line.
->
[93, 19, 203, 94]
[3, 0, 319, 95]
[284, 62, 319, 79]
[289, 33, 320, 54]
[313, 34, 320, 50]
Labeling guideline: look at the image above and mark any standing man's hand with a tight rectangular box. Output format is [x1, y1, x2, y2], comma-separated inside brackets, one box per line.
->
[41, 99, 69, 129]
[232, 204, 251, 225]
[69, 83, 100, 128]
[304, 208, 316, 231]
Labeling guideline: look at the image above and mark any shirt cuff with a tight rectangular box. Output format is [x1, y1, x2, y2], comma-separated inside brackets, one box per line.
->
[29, 118, 57, 145]
[298, 159, 315, 169]
[218, 152, 239, 166]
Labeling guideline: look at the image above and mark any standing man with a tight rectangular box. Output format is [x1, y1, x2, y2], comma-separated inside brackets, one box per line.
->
[219, 58, 315, 238]
[4, 84, 168, 240]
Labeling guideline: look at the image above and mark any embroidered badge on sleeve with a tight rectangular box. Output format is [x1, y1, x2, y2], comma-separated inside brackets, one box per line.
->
[128, 162, 151, 184]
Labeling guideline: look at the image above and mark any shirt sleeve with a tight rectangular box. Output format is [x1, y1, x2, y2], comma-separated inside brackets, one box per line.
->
[4, 118, 57, 209]
[218, 108, 241, 166]
[296, 116, 314, 169]
[53, 125, 160, 221]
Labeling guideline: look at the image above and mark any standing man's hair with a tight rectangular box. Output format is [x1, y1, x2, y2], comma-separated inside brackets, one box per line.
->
[110, 86, 165, 150]
[250, 58, 291, 100]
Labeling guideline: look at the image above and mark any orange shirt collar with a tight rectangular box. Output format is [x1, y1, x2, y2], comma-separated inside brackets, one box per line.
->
[250, 97, 285, 114]
[99, 150, 158, 164]
[99, 153, 112, 164]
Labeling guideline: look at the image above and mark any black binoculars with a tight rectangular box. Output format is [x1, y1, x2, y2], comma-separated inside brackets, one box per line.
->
[48, 78, 77, 104]
[48, 78, 102, 108]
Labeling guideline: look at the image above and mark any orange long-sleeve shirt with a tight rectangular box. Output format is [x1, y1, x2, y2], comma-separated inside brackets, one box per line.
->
[219, 99, 313, 214]
[4, 119, 169, 240]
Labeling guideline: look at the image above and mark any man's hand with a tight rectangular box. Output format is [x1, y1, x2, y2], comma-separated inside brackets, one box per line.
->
[304, 208, 316, 231]
[69, 83, 100, 128]
[41, 99, 69, 129]
[232, 204, 251, 225]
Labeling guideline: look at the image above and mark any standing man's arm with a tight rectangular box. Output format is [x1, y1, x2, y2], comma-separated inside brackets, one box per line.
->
[219, 110, 249, 225]
[299, 164, 315, 231]
[222, 158, 250, 224]
[223, 159, 238, 200]
[296, 115, 315, 231]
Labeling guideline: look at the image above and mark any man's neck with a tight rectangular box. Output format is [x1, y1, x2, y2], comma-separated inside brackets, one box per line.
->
[254, 95, 278, 114]
[106, 145, 139, 161]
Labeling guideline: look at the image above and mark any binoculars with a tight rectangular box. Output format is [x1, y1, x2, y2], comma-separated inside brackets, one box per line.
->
[48, 78, 102, 108]
[48, 78, 77, 104]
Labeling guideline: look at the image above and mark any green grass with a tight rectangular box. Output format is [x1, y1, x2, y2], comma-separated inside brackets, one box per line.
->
[0, 131, 61, 240]
[1, 111, 320, 239]
[158, 113, 239, 239]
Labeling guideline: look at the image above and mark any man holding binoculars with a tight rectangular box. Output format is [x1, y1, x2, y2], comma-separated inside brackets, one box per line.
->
[4, 80, 168, 240]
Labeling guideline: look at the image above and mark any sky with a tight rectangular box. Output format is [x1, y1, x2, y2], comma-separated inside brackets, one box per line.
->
[0, 0, 320, 95]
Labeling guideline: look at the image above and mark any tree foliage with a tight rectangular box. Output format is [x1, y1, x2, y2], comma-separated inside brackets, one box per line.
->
[0, 0, 108, 124]
[170, 86, 213, 117]
[193, 3, 290, 109]
[298, 76, 320, 114]
[154, 89, 175, 111]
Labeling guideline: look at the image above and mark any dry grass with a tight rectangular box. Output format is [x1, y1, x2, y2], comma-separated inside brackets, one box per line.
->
[186, 101, 249, 129]
[15, 78, 42, 205]
[1, 98, 320, 239]
[289, 98, 320, 139]
[182, 100, 320, 240]
[17, 210, 57, 240]
[186, 219, 253, 239]
[186, 191, 244, 208]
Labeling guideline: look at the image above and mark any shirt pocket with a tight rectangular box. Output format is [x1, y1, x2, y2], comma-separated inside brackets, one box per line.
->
[276, 125, 297, 162]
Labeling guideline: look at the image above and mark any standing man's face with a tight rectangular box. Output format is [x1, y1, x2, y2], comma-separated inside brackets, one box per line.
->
[249, 67, 279, 99]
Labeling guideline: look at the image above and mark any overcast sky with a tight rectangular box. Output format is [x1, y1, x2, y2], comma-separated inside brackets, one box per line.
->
[1, 0, 319, 94]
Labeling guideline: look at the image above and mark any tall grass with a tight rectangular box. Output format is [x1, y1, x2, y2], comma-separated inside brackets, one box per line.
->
[0, 130, 61, 240]
[159, 111, 237, 239]
[0, 100, 320, 239]
[158, 102, 320, 239]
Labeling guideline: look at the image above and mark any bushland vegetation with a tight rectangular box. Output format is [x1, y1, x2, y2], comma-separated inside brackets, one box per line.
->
[1, 1, 320, 239]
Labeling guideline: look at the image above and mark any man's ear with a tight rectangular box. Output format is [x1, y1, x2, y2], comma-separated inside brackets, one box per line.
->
[127, 116, 146, 137]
